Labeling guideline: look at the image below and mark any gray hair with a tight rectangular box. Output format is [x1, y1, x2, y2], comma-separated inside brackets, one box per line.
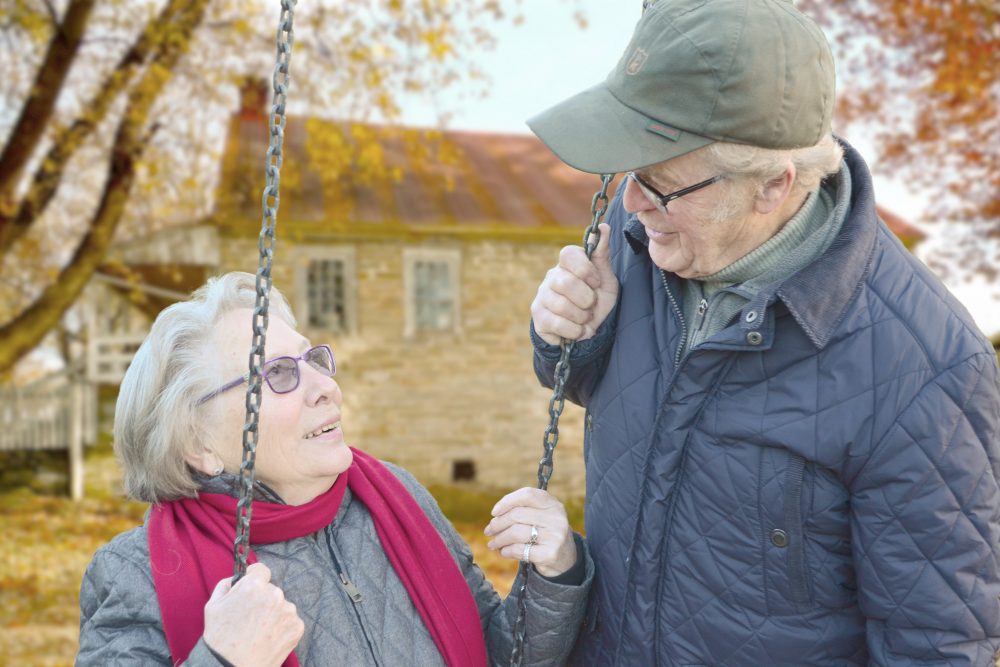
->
[663, 134, 843, 225]
[703, 133, 844, 197]
[113, 272, 297, 503]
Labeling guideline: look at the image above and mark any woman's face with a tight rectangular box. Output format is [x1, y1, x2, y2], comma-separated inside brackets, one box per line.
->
[204, 308, 352, 505]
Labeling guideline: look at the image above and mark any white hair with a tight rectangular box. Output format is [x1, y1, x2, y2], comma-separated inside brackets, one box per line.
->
[657, 134, 844, 224]
[703, 133, 844, 196]
[113, 272, 296, 503]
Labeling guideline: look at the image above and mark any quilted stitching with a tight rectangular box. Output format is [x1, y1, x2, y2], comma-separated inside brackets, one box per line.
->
[542, 143, 1000, 666]
[77, 465, 594, 666]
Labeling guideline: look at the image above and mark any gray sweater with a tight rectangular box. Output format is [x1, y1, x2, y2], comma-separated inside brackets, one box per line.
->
[76, 463, 593, 666]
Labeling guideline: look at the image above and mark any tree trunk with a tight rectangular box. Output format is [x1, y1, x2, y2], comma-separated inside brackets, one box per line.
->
[0, 0, 211, 375]
[0, 0, 96, 221]
[0, 0, 189, 256]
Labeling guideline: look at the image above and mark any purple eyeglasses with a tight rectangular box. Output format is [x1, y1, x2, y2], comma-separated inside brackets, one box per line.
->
[197, 344, 336, 405]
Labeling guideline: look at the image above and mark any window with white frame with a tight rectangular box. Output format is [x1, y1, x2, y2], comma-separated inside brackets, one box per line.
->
[404, 248, 461, 336]
[294, 246, 356, 334]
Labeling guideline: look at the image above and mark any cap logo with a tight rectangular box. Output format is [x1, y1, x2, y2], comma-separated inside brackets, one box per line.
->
[646, 121, 681, 141]
[626, 48, 649, 75]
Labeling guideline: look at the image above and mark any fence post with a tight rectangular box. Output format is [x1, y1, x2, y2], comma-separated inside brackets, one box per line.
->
[68, 381, 84, 501]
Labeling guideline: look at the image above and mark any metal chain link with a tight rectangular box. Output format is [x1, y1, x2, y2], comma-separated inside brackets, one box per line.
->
[232, 0, 297, 583]
[509, 173, 614, 666]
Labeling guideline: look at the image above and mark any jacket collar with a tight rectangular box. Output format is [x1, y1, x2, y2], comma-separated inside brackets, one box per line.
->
[623, 139, 878, 350]
[773, 141, 878, 349]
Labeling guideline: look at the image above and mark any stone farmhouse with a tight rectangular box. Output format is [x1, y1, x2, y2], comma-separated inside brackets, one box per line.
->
[83, 86, 616, 496]
[76, 84, 926, 498]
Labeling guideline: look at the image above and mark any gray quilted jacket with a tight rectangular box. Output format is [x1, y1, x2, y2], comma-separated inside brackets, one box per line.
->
[77, 463, 593, 666]
[533, 141, 1000, 665]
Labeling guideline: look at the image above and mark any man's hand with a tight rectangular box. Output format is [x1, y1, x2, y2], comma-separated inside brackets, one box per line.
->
[531, 223, 619, 345]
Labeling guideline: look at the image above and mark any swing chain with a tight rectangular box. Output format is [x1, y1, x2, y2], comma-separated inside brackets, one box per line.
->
[509, 172, 614, 666]
[233, 0, 297, 583]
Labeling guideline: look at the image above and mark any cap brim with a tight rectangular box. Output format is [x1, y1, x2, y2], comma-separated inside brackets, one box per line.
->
[526, 83, 714, 174]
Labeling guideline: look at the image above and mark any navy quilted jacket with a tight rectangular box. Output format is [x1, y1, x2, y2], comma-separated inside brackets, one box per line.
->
[532, 142, 1000, 666]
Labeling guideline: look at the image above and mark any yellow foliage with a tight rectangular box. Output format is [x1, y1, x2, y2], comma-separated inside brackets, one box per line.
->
[0, 0, 524, 372]
[3, 1, 52, 43]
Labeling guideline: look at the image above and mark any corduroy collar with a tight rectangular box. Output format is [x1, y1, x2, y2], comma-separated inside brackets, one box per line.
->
[773, 141, 878, 349]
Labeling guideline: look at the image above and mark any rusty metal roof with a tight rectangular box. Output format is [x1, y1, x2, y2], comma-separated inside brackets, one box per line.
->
[876, 205, 925, 246]
[212, 115, 621, 240]
[211, 112, 921, 247]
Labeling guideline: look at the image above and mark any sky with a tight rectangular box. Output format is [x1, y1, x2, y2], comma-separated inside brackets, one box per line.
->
[398, 1, 1000, 338]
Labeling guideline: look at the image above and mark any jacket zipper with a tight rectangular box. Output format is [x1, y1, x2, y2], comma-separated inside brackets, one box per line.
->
[660, 270, 688, 366]
[616, 271, 691, 666]
[325, 534, 379, 665]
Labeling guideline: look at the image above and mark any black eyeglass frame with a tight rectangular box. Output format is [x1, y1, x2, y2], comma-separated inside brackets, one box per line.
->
[627, 171, 724, 213]
[196, 344, 336, 405]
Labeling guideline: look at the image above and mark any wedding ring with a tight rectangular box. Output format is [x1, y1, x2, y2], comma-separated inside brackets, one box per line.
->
[522, 541, 533, 563]
[528, 525, 539, 545]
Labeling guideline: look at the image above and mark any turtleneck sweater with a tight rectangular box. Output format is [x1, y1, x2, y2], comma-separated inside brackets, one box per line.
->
[680, 163, 852, 355]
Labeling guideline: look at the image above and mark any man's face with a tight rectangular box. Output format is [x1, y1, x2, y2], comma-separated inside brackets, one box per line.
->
[623, 150, 756, 279]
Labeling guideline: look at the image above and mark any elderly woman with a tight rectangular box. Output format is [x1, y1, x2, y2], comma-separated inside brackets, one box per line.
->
[77, 272, 592, 667]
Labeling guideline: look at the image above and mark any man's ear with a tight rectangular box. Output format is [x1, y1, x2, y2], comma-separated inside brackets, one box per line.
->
[754, 163, 796, 215]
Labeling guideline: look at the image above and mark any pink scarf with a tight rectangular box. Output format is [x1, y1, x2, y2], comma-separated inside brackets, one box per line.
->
[147, 448, 487, 667]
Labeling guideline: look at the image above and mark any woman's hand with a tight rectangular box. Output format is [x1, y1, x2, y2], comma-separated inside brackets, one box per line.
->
[202, 562, 304, 667]
[485, 487, 577, 577]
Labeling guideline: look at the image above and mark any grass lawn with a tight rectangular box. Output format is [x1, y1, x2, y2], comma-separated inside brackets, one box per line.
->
[0, 444, 582, 666]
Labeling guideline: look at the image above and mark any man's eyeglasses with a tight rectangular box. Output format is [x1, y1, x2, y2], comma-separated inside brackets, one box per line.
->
[197, 344, 336, 405]
[627, 171, 724, 214]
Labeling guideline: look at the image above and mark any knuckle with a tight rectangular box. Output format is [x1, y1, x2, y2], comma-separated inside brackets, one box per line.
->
[550, 271, 572, 293]
[558, 245, 578, 261]
[537, 312, 560, 334]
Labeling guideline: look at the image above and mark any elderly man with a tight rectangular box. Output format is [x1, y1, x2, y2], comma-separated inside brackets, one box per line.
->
[528, 1, 1000, 665]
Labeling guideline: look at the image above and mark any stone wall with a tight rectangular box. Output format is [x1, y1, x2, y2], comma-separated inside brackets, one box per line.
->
[220, 236, 587, 499]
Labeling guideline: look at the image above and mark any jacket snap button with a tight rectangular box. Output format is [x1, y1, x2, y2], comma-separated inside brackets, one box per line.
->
[745, 310, 757, 323]
[746, 331, 763, 346]
[771, 528, 789, 547]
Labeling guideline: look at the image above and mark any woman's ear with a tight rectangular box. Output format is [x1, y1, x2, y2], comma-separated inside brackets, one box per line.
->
[184, 445, 223, 476]
[754, 163, 797, 215]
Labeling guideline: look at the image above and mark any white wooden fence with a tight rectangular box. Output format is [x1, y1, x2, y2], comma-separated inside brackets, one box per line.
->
[87, 333, 145, 384]
[0, 366, 98, 500]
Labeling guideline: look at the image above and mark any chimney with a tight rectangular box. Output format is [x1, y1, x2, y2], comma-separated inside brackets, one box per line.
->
[239, 78, 269, 120]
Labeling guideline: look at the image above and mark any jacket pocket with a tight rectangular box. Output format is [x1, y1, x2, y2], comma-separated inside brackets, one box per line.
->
[760, 448, 814, 614]
[781, 453, 812, 607]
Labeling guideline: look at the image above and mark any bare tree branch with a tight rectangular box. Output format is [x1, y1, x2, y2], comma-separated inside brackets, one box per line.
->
[0, 0, 96, 220]
[0, 0, 212, 374]
[39, 0, 60, 28]
[0, 0, 190, 256]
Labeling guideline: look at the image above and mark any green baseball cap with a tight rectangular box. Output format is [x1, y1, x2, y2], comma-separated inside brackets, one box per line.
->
[527, 0, 836, 174]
